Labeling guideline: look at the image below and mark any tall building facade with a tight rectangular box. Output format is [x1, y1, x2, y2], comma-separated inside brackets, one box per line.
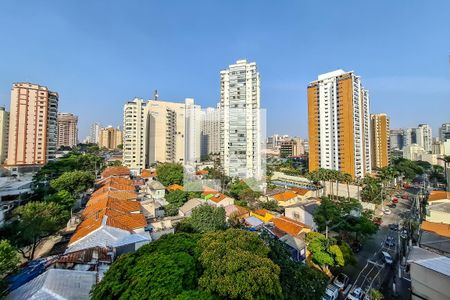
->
[123, 98, 147, 173]
[122, 97, 201, 174]
[402, 128, 414, 148]
[308, 70, 371, 178]
[220, 59, 262, 179]
[0, 107, 9, 163]
[99, 126, 122, 149]
[201, 107, 221, 159]
[390, 129, 404, 150]
[415, 124, 432, 153]
[57, 113, 78, 148]
[90, 123, 102, 144]
[370, 113, 390, 169]
[439, 122, 450, 142]
[6, 83, 58, 168]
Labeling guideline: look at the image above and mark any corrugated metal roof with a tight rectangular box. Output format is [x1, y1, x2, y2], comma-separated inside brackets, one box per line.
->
[414, 256, 450, 277]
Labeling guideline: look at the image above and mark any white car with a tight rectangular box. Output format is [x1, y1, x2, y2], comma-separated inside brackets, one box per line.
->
[347, 287, 364, 300]
[322, 284, 339, 300]
[383, 208, 392, 215]
[333, 273, 349, 290]
[381, 251, 393, 264]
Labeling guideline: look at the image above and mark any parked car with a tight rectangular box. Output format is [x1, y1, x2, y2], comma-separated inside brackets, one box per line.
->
[401, 229, 408, 239]
[322, 284, 339, 300]
[347, 287, 365, 300]
[381, 251, 393, 264]
[392, 197, 399, 203]
[333, 273, 349, 290]
[351, 242, 362, 253]
[388, 224, 399, 231]
[388, 203, 397, 208]
[385, 236, 395, 247]
[383, 208, 392, 215]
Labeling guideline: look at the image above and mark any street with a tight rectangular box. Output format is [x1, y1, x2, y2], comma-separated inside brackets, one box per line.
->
[342, 190, 415, 299]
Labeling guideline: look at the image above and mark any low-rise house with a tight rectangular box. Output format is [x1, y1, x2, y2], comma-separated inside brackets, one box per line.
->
[244, 216, 264, 230]
[271, 216, 312, 237]
[178, 198, 206, 217]
[140, 198, 165, 219]
[166, 184, 184, 192]
[419, 221, 450, 256]
[426, 191, 450, 225]
[251, 209, 274, 223]
[140, 169, 157, 181]
[406, 247, 450, 300]
[146, 180, 166, 200]
[203, 191, 234, 207]
[224, 204, 250, 220]
[6, 269, 97, 300]
[101, 166, 130, 179]
[284, 199, 320, 230]
[268, 190, 300, 207]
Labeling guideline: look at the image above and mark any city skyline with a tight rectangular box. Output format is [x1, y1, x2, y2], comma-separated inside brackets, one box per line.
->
[0, 1, 449, 139]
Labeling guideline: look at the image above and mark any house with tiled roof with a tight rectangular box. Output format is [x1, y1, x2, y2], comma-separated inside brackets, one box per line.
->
[428, 191, 450, 203]
[140, 169, 157, 180]
[146, 180, 166, 200]
[271, 216, 311, 237]
[268, 190, 300, 207]
[284, 199, 320, 230]
[67, 176, 150, 254]
[426, 191, 450, 225]
[202, 190, 234, 207]
[101, 166, 130, 179]
[251, 209, 274, 223]
[166, 184, 184, 192]
[224, 204, 250, 220]
[178, 198, 207, 217]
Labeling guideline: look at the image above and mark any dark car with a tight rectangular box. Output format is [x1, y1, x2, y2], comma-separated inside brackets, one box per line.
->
[389, 224, 399, 231]
[351, 242, 362, 253]
[388, 203, 397, 208]
[385, 236, 395, 247]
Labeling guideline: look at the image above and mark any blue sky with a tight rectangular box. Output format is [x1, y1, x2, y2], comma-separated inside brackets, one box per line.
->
[0, 0, 449, 139]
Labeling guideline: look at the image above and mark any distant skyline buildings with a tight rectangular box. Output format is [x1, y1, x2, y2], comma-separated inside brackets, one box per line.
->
[57, 112, 78, 148]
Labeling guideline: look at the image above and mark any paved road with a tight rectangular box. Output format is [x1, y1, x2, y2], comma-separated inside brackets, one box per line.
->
[342, 192, 413, 299]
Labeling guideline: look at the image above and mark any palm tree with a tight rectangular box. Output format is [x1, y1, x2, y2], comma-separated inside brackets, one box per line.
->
[342, 173, 353, 199]
[438, 155, 450, 191]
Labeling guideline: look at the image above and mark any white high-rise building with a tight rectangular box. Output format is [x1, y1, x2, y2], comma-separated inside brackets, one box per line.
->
[415, 124, 432, 153]
[90, 123, 102, 144]
[220, 59, 262, 179]
[123, 98, 147, 174]
[307, 70, 371, 178]
[201, 107, 221, 159]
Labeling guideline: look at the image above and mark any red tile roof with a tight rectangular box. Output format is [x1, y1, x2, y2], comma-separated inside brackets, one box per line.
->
[166, 184, 184, 192]
[428, 191, 450, 202]
[101, 166, 130, 179]
[272, 216, 310, 236]
[272, 191, 298, 202]
[421, 221, 450, 238]
[290, 187, 311, 196]
[141, 169, 157, 178]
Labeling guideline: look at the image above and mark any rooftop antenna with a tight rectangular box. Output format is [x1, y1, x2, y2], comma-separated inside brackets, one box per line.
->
[154, 89, 159, 101]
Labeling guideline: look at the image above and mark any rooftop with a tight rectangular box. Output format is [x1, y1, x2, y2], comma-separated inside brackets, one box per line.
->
[421, 221, 450, 238]
[101, 166, 130, 179]
[166, 184, 184, 192]
[271, 216, 310, 236]
[428, 191, 450, 202]
[272, 191, 298, 202]
[413, 256, 450, 277]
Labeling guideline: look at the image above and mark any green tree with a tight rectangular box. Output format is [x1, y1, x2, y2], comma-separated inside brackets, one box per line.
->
[198, 229, 282, 299]
[360, 176, 382, 204]
[5, 202, 68, 261]
[50, 170, 95, 195]
[45, 190, 76, 210]
[305, 232, 344, 275]
[188, 205, 226, 233]
[370, 288, 384, 300]
[262, 232, 328, 300]
[91, 233, 203, 300]
[0, 239, 19, 277]
[259, 199, 279, 211]
[165, 190, 188, 216]
[156, 163, 184, 186]
[313, 197, 342, 232]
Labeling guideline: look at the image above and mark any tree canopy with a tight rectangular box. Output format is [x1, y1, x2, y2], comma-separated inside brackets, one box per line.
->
[187, 205, 226, 233]
[198, 229, 282, 299]
[3, 202, 68, 260]
[165, 190, 189, 216]
[0, 240, 19, 277]
[305, 232, 345, 275]
[156, 163, 184, 186]
[50, 170, 95, 195]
